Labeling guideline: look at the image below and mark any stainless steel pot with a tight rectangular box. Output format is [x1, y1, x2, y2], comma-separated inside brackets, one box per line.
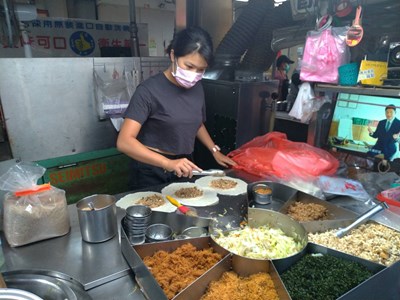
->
[76, 194, 117, 243]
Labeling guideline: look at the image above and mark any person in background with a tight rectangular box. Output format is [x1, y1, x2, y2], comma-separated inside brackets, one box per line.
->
[286, 72, 302, 112]
[367, 104, 400, 161]
[117, 26, 236, 190]
[274, 54, 294, 101]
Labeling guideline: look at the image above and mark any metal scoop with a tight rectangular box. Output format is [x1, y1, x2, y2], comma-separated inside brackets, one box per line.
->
[335, 201, 389, 238]
[192, 169, 226, 177]
[346, 5, 363, 47]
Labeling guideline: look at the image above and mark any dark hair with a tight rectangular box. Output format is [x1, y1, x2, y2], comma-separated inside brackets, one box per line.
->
[166, 27, 214, 65]
[386, 104, 396, 112]
[276, 55, 294, 67]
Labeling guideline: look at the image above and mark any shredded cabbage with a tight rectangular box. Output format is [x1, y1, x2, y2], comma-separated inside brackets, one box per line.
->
[213, 225, 305, 259]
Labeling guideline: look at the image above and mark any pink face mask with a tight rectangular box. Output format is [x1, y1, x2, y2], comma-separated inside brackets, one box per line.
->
[172, 60, 204, 89]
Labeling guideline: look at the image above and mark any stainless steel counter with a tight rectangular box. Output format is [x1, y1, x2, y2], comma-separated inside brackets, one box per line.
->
[0, 205, 145, 299]
[1, 169, 399, 299]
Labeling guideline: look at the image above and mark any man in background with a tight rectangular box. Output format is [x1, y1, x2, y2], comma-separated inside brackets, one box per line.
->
[368, 104, 400, 161]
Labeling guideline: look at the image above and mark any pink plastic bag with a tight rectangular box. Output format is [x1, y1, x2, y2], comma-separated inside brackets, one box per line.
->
[300, 26, 350, 84]
[228, 132, 339, 181]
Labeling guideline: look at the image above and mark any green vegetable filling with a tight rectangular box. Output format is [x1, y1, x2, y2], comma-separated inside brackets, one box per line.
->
[281, 254, 373, 300]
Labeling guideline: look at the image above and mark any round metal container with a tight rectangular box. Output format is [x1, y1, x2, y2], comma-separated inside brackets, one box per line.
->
[76, 194, 117, 243]
[2, 270, 91, 300]
[145, 223, 173, 243]
[252, 183, 272, 205]
[180, 227, 208, 238]
[209, 208, 308, 261]
[126, 205, 152, 218]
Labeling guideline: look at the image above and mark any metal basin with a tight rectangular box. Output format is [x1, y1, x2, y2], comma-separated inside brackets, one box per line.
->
[3, 270, 92, 300]
[209, 208, 308, 261]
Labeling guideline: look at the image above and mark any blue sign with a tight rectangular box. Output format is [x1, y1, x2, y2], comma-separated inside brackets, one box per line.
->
[69, 31, 95, 56]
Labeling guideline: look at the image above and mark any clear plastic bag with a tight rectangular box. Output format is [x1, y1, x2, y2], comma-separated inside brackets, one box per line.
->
[0, 162, 70, 247]
[94, 68, 135, 119]
[317, 175, 371, 202]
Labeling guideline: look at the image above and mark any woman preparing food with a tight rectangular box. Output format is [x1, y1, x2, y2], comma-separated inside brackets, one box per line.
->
[117, 26, 236, 189]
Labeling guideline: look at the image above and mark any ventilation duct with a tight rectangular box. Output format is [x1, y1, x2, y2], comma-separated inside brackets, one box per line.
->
[206, 1, 297, 80]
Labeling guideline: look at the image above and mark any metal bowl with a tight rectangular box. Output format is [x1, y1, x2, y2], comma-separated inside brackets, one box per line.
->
[209, 208, 308, 261]
[126, 205, 152, 218]
[145, 223, 173, 243]
[180, 226, 208, 239]
[252, 183, 272, 205]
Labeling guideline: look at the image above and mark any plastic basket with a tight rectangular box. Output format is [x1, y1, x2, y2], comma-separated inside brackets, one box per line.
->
[338, 62, 359, 86]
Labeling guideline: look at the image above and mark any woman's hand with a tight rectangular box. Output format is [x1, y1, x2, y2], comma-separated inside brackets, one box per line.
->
[163, 158, 202, 178]
[212, 151, 237, 168]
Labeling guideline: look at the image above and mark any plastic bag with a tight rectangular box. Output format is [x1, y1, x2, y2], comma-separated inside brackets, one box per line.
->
[0, 162, 70, 247]
[94, 68, 135, 120]
[317, 175, 371, 202]
[228, 132, 339, 181]
[300, 26, 350, 84]
[289, 83, 330, 123]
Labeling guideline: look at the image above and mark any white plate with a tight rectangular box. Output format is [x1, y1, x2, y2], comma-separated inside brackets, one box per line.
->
[116, 192, 176, 213]
[195, 176, 248, 196]
[161, 182, 219, 207]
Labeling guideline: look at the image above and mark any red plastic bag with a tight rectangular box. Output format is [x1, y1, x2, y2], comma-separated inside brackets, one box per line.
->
[228, 132, 339, 180]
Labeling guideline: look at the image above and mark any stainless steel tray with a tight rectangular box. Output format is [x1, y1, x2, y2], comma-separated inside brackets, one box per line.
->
[247, 181, 298, 211]
[176, 254, 291, 300]
[279, 192, 358, 222]
[120, 224, 230, 300]
[274, 243, 386, 300]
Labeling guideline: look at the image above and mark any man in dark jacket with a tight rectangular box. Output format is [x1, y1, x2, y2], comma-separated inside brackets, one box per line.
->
[368, 104, 400, 160]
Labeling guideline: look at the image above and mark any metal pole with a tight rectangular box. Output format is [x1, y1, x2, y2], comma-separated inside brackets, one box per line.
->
[129, 0, 140, 57]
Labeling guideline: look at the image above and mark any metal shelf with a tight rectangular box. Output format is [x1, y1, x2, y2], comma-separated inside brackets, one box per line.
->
[314, 84, 400, 98]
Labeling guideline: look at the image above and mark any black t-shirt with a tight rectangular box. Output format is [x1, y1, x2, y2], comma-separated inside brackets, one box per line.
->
[123, 72, 206, 155]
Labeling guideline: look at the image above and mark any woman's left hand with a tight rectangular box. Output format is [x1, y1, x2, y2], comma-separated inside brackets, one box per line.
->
[212, 151, 237, 168]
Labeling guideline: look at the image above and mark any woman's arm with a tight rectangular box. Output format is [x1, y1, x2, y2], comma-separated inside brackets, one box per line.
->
[196, 124, 237, 168]
[117, 118, 201, 177]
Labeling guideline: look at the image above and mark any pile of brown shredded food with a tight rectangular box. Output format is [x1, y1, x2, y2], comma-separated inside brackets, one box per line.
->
[210, 179, 238, 190]
[287, 202, 328, 222]
[137, 194, 165, 208]
[308, 223, 400, 266]
[174, 187, 203, 198]
[143, 243, 222, 299]
[201, 271, 279, 300]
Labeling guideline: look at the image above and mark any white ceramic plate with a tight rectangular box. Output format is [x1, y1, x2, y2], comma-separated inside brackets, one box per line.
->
[116, 192, 176, 213]
[195, 176, 248, 196]
[161, 182, 219, 207]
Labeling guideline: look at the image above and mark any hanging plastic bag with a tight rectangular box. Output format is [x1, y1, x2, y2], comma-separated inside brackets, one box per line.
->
[94, 68, 136, 120]
[289, 83, 330, 123]
[228, 132, 339, 181]
[300, 26, 350, 84]
[0, 162, 70, 247]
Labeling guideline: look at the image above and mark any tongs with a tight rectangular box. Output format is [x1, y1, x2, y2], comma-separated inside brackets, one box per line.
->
[192, 169, 226, 177]
[335, 202, 389, 238]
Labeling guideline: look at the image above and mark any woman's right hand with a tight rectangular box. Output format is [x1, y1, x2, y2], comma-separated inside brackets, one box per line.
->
[367, 126, 373, 134]
[163, 158, 202, 178]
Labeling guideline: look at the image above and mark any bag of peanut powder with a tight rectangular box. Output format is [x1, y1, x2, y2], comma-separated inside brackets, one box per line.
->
[0, 162, 70, 247]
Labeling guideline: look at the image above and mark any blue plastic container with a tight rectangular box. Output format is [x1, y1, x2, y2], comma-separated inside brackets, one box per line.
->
[338, 62, 359, 86]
